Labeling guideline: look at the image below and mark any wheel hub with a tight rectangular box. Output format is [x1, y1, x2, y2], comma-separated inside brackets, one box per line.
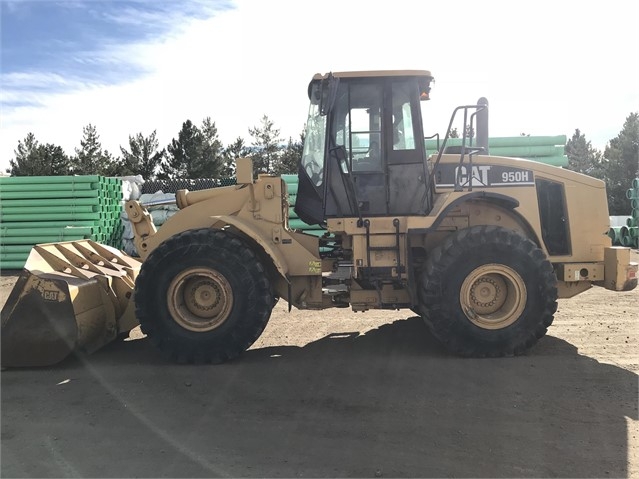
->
[469, 275, 507, 311]
[186, 278, 222, 314]
[168, 268, 233, 332]
[460, 264, 526, 330]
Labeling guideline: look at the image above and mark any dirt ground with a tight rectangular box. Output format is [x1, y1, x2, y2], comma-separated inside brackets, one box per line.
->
[1, 252, 638, 478]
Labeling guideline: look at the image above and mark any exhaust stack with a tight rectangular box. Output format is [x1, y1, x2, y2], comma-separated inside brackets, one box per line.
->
[476, 97, 489, 154]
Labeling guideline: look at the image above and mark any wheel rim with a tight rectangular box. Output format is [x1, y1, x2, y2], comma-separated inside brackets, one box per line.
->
[459, 264, 527, 330]
[167, 267, 234, 332]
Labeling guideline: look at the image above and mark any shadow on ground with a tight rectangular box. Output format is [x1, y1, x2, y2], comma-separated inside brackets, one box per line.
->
[2, 317, 637, 478]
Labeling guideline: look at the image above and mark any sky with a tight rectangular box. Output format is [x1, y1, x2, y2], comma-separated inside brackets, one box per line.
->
[1, 0, 638, 173]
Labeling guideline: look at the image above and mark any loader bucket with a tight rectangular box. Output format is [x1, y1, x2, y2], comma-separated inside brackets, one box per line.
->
[1, 240, 141, 368]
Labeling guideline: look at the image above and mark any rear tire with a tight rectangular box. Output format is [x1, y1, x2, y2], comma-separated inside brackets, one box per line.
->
[135, 228, 273, 364]
[418, 226, 557, 357]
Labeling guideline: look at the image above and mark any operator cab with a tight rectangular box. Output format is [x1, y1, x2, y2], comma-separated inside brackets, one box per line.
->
[295, 70, 434, 226]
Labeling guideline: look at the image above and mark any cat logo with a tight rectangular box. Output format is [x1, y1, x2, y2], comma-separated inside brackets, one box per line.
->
[436, 163, 535, 188]
[43, 290, 60, 301]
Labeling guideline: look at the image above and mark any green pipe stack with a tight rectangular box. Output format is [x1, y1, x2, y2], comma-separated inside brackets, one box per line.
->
[608, 177, 639, 248]
[281, 175, 335, 249]
[0, 175, 124, 270]
[425, 135, 568, 167]
[281, 174, 303, 227]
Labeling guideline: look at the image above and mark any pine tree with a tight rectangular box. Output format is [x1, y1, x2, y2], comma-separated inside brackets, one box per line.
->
[160, 118, 225, 179]
[222, 137, 248, 177]
[9, 133, 70, 176]
[273, 130, 305, 175]
[565, 129, 603, 177]
[248, 115, 282, 173]
[9, 133, 41, 176]
[196, 117, 225, 178]
[120, 130, 165, 180]
[161, 120, 200, 179]
[71, 124, 116, 175]
[602, 112, 639, 215]
[41, 144, 71, 176]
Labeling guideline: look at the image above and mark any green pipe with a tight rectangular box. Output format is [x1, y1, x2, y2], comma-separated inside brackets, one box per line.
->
[633, 208, 639, 220]
[280, 174, 299, 183]
[620, 225, 629, 239]
[288, 219, 324, 230]
[1, 252, 29, 261]
[630, 227, 638, 239]
[632, 199, 639, 210]
[285, 183, 299, 195]
[300, 229, 331, 238]
[1, 260, 27, 270]
[425, 135, 567, 151]
[0, 190, 100, 200]
[0, 182, 98, 192]
[633, 178, 639, 189]
[612, 226, 623, 245]
[0, 221, 101, 229]
[0, 175, 100, 184]
[0, 212, 103, 222]
[0, 198, 101, 208]
[628, 217, 638, 228]
[1, 205, 99, 215]
[487, 135, 566, 147]
[1, 226, 95, 237]
[627, 188, 638, 200]
[2, 234, 91, 245]
[0, 245, 35, 253]
[609, 226, 622, 245]
[488, 145, 565, 157]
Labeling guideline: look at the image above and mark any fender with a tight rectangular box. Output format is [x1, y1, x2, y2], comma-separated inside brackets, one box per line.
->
[209, 215, 290, 281]
[408, 191, 520, 235]
[429, 191, 520, 231]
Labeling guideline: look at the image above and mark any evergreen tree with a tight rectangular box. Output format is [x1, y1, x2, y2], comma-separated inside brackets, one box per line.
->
[602, 112, 639, 215]
[161, 120, 200, 179]
[196, 117, 225, 178]
[248, 115, 282, 173]
[10, 133, 41, 176]
[9, 133, 70, 176]
[71, 124, 116, 175]
[160, 118, 225, 179]
[273, 131, 305, 175]
[565, 129, 603, 177]
[222, 137, 248, 177]
[40, 144, 71, 176]
[119, 130, 165, 180]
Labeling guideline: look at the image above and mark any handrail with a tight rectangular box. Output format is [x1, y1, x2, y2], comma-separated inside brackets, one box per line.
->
[424, 103, 489, 206]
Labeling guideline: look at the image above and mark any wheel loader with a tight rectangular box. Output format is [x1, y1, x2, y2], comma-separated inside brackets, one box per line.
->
[2, 70, 637, 367]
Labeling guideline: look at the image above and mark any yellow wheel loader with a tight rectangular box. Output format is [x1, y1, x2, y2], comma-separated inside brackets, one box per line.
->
[2, 70, 637, 367]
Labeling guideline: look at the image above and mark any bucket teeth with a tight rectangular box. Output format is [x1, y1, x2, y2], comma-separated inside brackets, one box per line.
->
[1, 241, 142, 368]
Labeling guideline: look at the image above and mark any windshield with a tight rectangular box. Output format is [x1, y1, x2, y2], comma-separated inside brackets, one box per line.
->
[301, 83, 327, 187]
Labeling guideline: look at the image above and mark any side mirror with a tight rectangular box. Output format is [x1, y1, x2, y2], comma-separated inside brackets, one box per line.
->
[319, 74, 340, 116]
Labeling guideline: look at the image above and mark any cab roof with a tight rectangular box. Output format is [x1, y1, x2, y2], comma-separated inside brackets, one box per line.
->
[312, 70, 433, 80]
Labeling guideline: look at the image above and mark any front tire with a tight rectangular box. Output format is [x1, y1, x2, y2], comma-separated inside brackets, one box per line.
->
[135, 228, 273, 364]
[418, 226, 557, 357]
